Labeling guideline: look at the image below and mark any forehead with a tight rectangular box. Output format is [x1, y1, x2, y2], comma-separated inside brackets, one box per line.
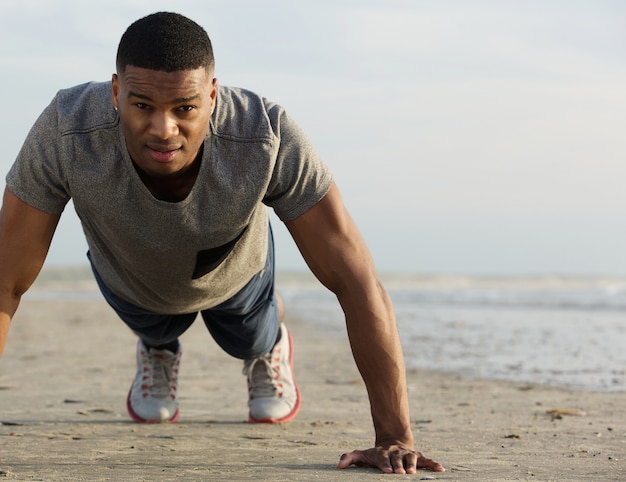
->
[119, 65, 212, 101]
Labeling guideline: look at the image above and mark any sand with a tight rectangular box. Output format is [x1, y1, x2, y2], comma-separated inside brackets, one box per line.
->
[1, 296, 624, 481]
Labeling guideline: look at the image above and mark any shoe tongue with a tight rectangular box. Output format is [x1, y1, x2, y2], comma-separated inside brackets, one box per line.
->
[252, 366, 277, 397]
[149, 356, 173, 394]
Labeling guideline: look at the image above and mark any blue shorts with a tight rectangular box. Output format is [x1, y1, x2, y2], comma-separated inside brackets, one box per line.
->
[89, 227, 280, 360]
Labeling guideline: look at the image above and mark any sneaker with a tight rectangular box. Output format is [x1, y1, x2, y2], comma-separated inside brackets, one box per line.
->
[127, 340, 181, 423]
[243, 324, 301, 423]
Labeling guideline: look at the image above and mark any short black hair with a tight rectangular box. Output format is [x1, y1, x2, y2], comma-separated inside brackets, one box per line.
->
[116, 12, 214, 73]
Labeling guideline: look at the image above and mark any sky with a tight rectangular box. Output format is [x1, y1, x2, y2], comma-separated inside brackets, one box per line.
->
[1, 0, 625, 275]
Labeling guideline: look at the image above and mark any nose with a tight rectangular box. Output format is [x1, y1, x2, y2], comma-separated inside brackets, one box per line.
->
[149, 112, 179, 139]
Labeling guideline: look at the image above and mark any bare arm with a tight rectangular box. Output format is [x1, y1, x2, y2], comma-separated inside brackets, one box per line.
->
[286, 182, 444, 474]
[0, 188, 60, 358]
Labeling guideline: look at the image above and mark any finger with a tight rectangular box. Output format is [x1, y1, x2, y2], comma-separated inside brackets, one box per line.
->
[388, 452, 407, 474]
[336, 450, 366, 469]
[417, 454, 446, 472]
[403, 451, 418, 474]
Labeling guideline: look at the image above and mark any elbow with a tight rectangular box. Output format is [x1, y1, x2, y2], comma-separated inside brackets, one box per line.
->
[0, 283, 28, 314]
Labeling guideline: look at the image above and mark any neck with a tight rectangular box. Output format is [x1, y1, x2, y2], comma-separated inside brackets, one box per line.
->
[135, 156, 202, 203]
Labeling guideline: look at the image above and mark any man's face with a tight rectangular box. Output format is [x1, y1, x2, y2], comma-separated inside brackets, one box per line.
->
[112, 65, 217, 179]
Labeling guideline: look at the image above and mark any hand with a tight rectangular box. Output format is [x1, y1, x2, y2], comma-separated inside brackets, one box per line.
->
[337, 443, 445, 474]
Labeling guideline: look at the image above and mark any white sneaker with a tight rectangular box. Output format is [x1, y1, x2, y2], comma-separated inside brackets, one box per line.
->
[243, 324, 301, 423]
[127, 340, 181, 423]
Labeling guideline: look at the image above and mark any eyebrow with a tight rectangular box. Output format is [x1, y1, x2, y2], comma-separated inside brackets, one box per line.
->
[128, 91, 201, 104]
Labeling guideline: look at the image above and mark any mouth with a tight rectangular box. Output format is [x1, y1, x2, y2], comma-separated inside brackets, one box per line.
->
[147, 145, 181, 163]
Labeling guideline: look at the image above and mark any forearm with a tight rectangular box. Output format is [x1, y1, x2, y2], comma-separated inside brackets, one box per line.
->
[337, 276, 414, 447]
[0, 273, 45, 358]
[0, 313, 14, 359]
[0, 292, 22, 358]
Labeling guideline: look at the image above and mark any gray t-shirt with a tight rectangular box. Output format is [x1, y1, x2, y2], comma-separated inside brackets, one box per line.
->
[7, 81, 333, 313]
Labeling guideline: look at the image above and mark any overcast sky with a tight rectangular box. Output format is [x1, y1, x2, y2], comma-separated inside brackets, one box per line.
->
[1, 0, 625, 275]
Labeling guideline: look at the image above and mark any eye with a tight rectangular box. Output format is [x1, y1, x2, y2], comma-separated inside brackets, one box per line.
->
[134, 102, 151, 110]
[177, 105, 195, 113]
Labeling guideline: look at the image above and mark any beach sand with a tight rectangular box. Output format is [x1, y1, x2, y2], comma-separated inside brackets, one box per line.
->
[1, 297, 624, 481]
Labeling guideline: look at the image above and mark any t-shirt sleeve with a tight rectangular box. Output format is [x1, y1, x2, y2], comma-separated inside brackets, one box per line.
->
[263, 104, 333, 223]
[6, 95, 71, 214]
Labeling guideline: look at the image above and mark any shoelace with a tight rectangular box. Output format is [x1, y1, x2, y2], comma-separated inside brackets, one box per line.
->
[243, 354, 281, 398]
[141, 349, 178, 398]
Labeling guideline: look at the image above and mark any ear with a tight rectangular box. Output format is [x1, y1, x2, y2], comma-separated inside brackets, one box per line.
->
[111, 73, 120, 110]
[210, 77, 218, 113]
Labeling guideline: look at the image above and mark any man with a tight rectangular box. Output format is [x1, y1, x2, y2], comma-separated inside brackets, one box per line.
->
[0, 12, 444, 474]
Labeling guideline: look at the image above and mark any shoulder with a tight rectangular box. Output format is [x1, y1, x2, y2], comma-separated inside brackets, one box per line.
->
[212, 85, 285, 142]
[52, 81, 117, 134]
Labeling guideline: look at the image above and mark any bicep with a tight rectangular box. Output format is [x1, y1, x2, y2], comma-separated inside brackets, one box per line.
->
[285, 182, 377, 295]
[0, 187, 60, 295]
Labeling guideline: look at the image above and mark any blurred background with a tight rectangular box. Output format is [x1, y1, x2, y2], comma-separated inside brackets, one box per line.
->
[1, 0, 625, 276]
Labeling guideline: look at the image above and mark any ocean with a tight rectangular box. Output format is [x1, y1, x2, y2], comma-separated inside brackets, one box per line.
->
[279, 272, 626, 393]
[27, 268, 626, 392]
